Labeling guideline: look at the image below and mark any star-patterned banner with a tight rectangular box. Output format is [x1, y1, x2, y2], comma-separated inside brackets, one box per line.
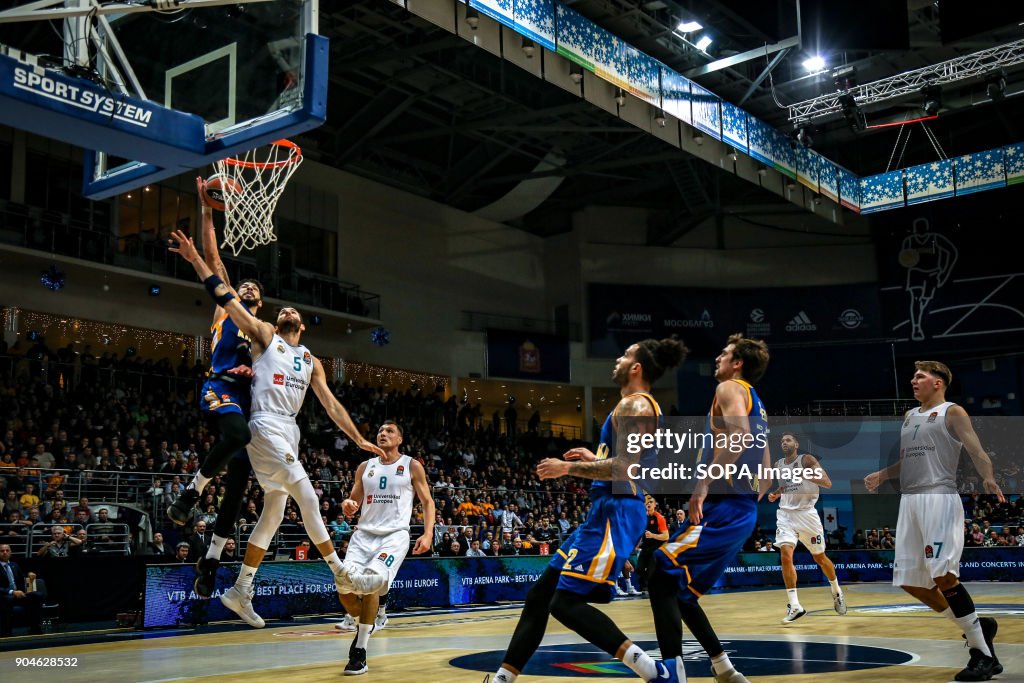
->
[555, 3, 596, 71]
[469, 0, 514, 28]
[819, 157, 839, 203]
[797, 145, 819, 192]
[860, 170, 905, 213]
[1005, 142, 1024, 186]
[690, 82, 722, 140]
[721, 102, 748, 153]
[595, 32, 628, 91]
[460, 0, 1024, 215]
[838, 167, 861, 212]
[660, 66, 692, 124]
[720, 102, 753, 153]
[954, 150, 1005, 196]
[769, 127, 796, 179]
[620, 43, 660, 105]
[513, 0, 555, 51]
[746, 115, 774, 166]
[905, 159, 955, 205]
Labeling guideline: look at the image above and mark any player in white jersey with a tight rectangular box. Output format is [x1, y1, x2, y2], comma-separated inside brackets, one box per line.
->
[169, 230, 385, 628]
[766, 432, 845, 623]
[336, 420, 435, 675]
[865, 361, 1004, 682]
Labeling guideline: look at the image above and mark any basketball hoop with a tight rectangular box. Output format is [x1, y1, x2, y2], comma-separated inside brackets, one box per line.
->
[214, 139, 302, 255]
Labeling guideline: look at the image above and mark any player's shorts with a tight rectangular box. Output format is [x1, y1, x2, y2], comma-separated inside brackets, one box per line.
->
[246, 413, 306, 493]
[656, 495, 757, 604]
[342, 529, 411, 594]
[553, 495, 646, 602]
[775, 507, 826, 555]
[894, 492, 964, 588]
[199, 378, 249, 416]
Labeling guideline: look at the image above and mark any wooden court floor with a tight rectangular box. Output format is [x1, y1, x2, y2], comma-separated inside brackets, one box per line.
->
[1, 582, 1021, 682]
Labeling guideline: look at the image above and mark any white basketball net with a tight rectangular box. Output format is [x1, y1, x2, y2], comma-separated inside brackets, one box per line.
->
[215, 139, 302, 255]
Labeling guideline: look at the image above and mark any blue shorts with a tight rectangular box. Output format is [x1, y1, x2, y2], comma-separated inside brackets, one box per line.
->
[551, 495, 646, 602]
[655, 495, 757, 603]
[199, 379, 249, 416]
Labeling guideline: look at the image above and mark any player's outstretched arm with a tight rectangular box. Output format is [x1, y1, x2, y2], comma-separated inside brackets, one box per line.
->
[537, 394, 655, 481]
[168, 229, 273, 351]
[410, 460, 435, 555]
[342, 461, 367, 517]
[196, 178, 232, 286]
[947, 405, 1005, 502]
[310, 358, 385, 458]
[563, 447, 596, 462]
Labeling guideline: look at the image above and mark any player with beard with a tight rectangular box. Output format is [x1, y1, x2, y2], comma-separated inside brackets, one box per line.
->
[488, 338, 688, 683]
[169, 229, 384, 628]
[170, 178, 266, 598]
[767, 432, 845, 623]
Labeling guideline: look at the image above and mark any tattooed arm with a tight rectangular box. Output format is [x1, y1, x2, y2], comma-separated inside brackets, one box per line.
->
[537, 394, 657, 481]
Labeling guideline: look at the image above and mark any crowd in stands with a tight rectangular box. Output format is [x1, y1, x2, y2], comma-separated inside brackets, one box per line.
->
[0, 338, 1020, 565]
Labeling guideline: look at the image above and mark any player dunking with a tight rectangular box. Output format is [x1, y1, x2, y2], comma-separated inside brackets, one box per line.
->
[182, 178, 265, 597]
[335, 420, 435, 675]
[169, 229, 384, 627]
[167, 178, 262, 550]
[766, 432, 845, 623]
[488, 338, 688, 683]
[865, 361, 1004, 681]
[649, 334, 769, 683]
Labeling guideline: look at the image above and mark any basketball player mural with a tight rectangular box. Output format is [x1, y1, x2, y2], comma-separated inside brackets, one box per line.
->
[488, 338, 688, 683]
[865, 361, 1004, 681]
[899, 218, 958, 341]
[335, 420, 435, 675]
[168, 229, 385, 628]
[766, 432, 846, 623]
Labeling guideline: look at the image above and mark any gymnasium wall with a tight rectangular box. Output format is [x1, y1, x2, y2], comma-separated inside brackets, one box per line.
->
[3, 139, 884, 391]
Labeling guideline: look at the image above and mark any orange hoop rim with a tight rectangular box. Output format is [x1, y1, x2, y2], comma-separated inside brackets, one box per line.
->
[222, 139, 302, 170]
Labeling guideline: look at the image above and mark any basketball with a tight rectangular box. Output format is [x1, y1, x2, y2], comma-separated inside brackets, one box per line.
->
[203, 174, 242, 211]
[898, 248, 921, 268]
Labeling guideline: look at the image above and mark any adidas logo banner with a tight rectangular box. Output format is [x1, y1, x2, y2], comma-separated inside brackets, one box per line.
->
[785, 310, 817, 332]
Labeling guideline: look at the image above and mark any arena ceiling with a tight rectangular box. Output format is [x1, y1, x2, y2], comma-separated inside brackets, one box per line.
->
[303, 1, 1024, 241]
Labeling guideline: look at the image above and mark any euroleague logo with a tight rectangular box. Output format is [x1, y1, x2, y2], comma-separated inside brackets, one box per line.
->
[450, 640, 912, 677]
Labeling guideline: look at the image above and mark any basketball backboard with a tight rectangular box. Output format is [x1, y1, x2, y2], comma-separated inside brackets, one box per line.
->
[0, 0, 326, 199]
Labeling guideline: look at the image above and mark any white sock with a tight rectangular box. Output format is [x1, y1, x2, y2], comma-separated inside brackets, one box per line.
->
[377, 604, 386, 617]
[828, 578, 841, 595]
[786, 588, 801, 607]
[206, 534, 227, 560]
[949, 611, 991, 657]
[324, 551, 342, 572]
[711, 653, 734, 675]
[621, 644, 658, 681]
[189, 474, 211, 493]
[493, 667, 518, 683]
[235, 563, 259, 592]
[356, 622, 373, 649]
